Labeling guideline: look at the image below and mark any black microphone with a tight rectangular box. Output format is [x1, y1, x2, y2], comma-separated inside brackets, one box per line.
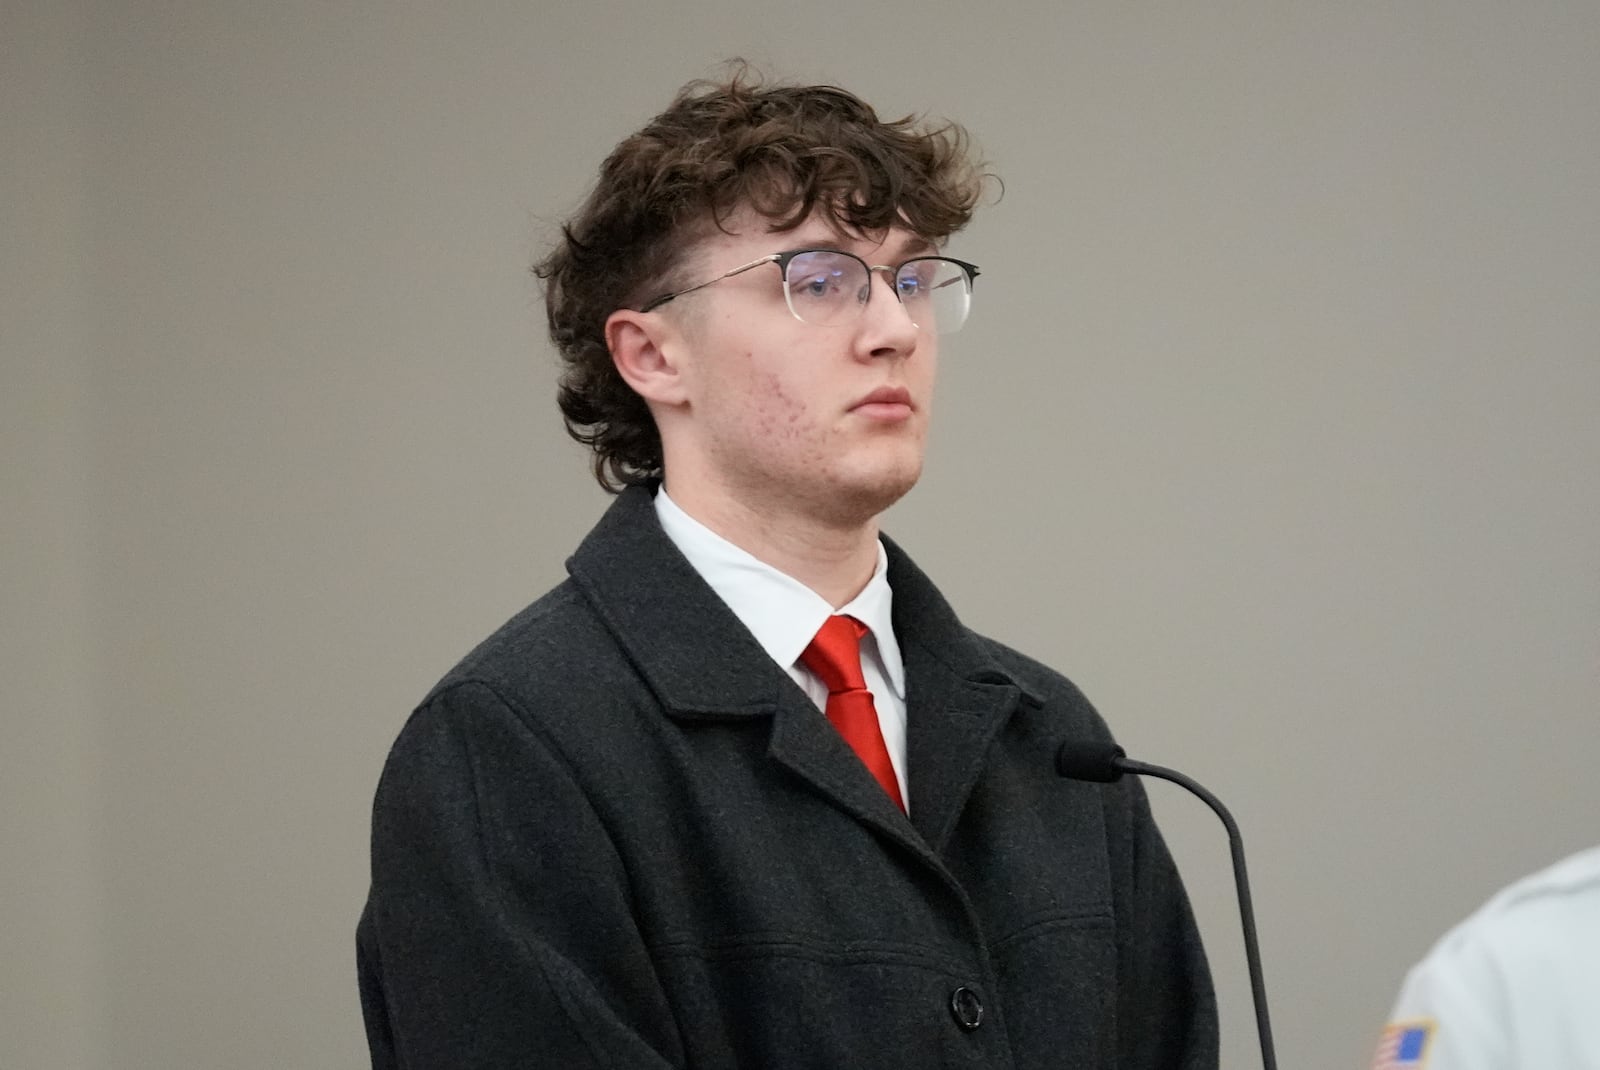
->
[1056, 740, 1278, 1070]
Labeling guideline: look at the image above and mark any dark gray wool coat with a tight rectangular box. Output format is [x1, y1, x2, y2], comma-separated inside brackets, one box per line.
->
[357, 485, 1218, 1069]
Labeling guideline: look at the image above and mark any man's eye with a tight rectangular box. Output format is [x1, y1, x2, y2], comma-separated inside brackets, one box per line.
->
[798, 271, 844, 297]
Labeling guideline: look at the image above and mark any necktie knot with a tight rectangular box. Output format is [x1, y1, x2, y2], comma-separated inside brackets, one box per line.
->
[800, 615, 870, 693]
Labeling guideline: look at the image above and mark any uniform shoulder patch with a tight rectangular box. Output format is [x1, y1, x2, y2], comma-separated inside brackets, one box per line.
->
[1372, 1019, 1434, 1069]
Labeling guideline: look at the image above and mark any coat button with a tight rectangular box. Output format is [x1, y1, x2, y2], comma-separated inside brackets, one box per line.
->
[949, 986, 984, 1031]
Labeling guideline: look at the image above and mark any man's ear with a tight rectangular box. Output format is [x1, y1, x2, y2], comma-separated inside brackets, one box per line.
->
[605, 308, 687, 407]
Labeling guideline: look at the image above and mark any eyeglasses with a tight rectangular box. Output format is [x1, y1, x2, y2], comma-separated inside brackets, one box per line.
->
[639, 248, 981, 334]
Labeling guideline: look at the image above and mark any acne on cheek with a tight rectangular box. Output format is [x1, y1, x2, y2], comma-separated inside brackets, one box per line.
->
[750, 365, 806, 429]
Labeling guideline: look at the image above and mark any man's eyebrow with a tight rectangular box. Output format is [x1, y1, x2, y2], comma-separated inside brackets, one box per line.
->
[895, 234, 939, 257]
[777, 235, 942, 260]
[777, 238, 848, 255]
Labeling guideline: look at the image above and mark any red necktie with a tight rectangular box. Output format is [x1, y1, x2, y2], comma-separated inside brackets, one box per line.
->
[800, 615, 905, 812]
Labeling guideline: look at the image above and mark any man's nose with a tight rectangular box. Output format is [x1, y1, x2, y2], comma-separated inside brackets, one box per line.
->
[870, 268, 921, 327]
[860, 269, 920, 354]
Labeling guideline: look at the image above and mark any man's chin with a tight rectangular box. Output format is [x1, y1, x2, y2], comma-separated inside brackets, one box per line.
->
[826, 463, 923, 526]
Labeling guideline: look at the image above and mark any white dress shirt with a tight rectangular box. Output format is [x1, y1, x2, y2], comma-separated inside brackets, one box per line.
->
[654, 488, 909, 807]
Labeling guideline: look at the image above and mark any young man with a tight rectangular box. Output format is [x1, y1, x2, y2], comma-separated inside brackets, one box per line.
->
[357, 73, 1218, 1069]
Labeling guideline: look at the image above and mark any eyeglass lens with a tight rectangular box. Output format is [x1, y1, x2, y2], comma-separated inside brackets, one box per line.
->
[782, 251, 972, 334]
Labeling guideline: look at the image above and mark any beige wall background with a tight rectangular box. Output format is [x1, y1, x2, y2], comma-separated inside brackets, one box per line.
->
[5, 1, 1596, 1067]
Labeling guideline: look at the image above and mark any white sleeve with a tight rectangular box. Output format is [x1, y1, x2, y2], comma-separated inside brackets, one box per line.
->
[1376, 850, 1600, 1069]
[1373, 926, 1509, 1070]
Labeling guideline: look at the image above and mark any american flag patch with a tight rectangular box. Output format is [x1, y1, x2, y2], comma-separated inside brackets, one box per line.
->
[1372, 1021, 1433, 1068]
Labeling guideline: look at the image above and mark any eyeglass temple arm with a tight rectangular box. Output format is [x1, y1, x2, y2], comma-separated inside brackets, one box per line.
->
[640, 254, 780, 312]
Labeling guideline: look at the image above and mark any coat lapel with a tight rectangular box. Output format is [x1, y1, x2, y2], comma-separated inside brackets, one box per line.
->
[900, 644, 1023, 853]
[565, 487, 1031, 861]
[886, 537, 1032, 855]
[763, 686, 933, 857]
[564, 489, 914, 832]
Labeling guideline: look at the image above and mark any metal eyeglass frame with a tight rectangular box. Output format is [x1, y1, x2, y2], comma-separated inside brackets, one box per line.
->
[638, 248, 981, 327]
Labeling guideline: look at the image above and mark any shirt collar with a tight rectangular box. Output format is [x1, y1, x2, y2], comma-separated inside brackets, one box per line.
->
[654, 488, 905, 700]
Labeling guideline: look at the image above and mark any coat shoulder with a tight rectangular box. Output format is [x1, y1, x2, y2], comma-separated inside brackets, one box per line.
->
[414, 579, 641, 743]
[967, 631, 1117, 744]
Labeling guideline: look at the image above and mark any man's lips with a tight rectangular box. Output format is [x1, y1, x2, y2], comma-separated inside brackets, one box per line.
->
[851, 386, 915, 415]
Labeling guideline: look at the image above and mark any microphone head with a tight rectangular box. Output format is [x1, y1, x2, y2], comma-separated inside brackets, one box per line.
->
[1055, 739, 1128, 783]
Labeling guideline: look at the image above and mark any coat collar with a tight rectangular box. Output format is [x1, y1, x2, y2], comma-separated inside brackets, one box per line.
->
[566, 484, 791, 717]
[565, 484, 1037, 853]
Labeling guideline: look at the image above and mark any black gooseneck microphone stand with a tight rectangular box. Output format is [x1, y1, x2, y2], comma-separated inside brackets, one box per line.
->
[1056, 740, 1278, 1070]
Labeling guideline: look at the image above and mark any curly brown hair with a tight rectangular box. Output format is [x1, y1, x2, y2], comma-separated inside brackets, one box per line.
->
[534, 69, 989, 492]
